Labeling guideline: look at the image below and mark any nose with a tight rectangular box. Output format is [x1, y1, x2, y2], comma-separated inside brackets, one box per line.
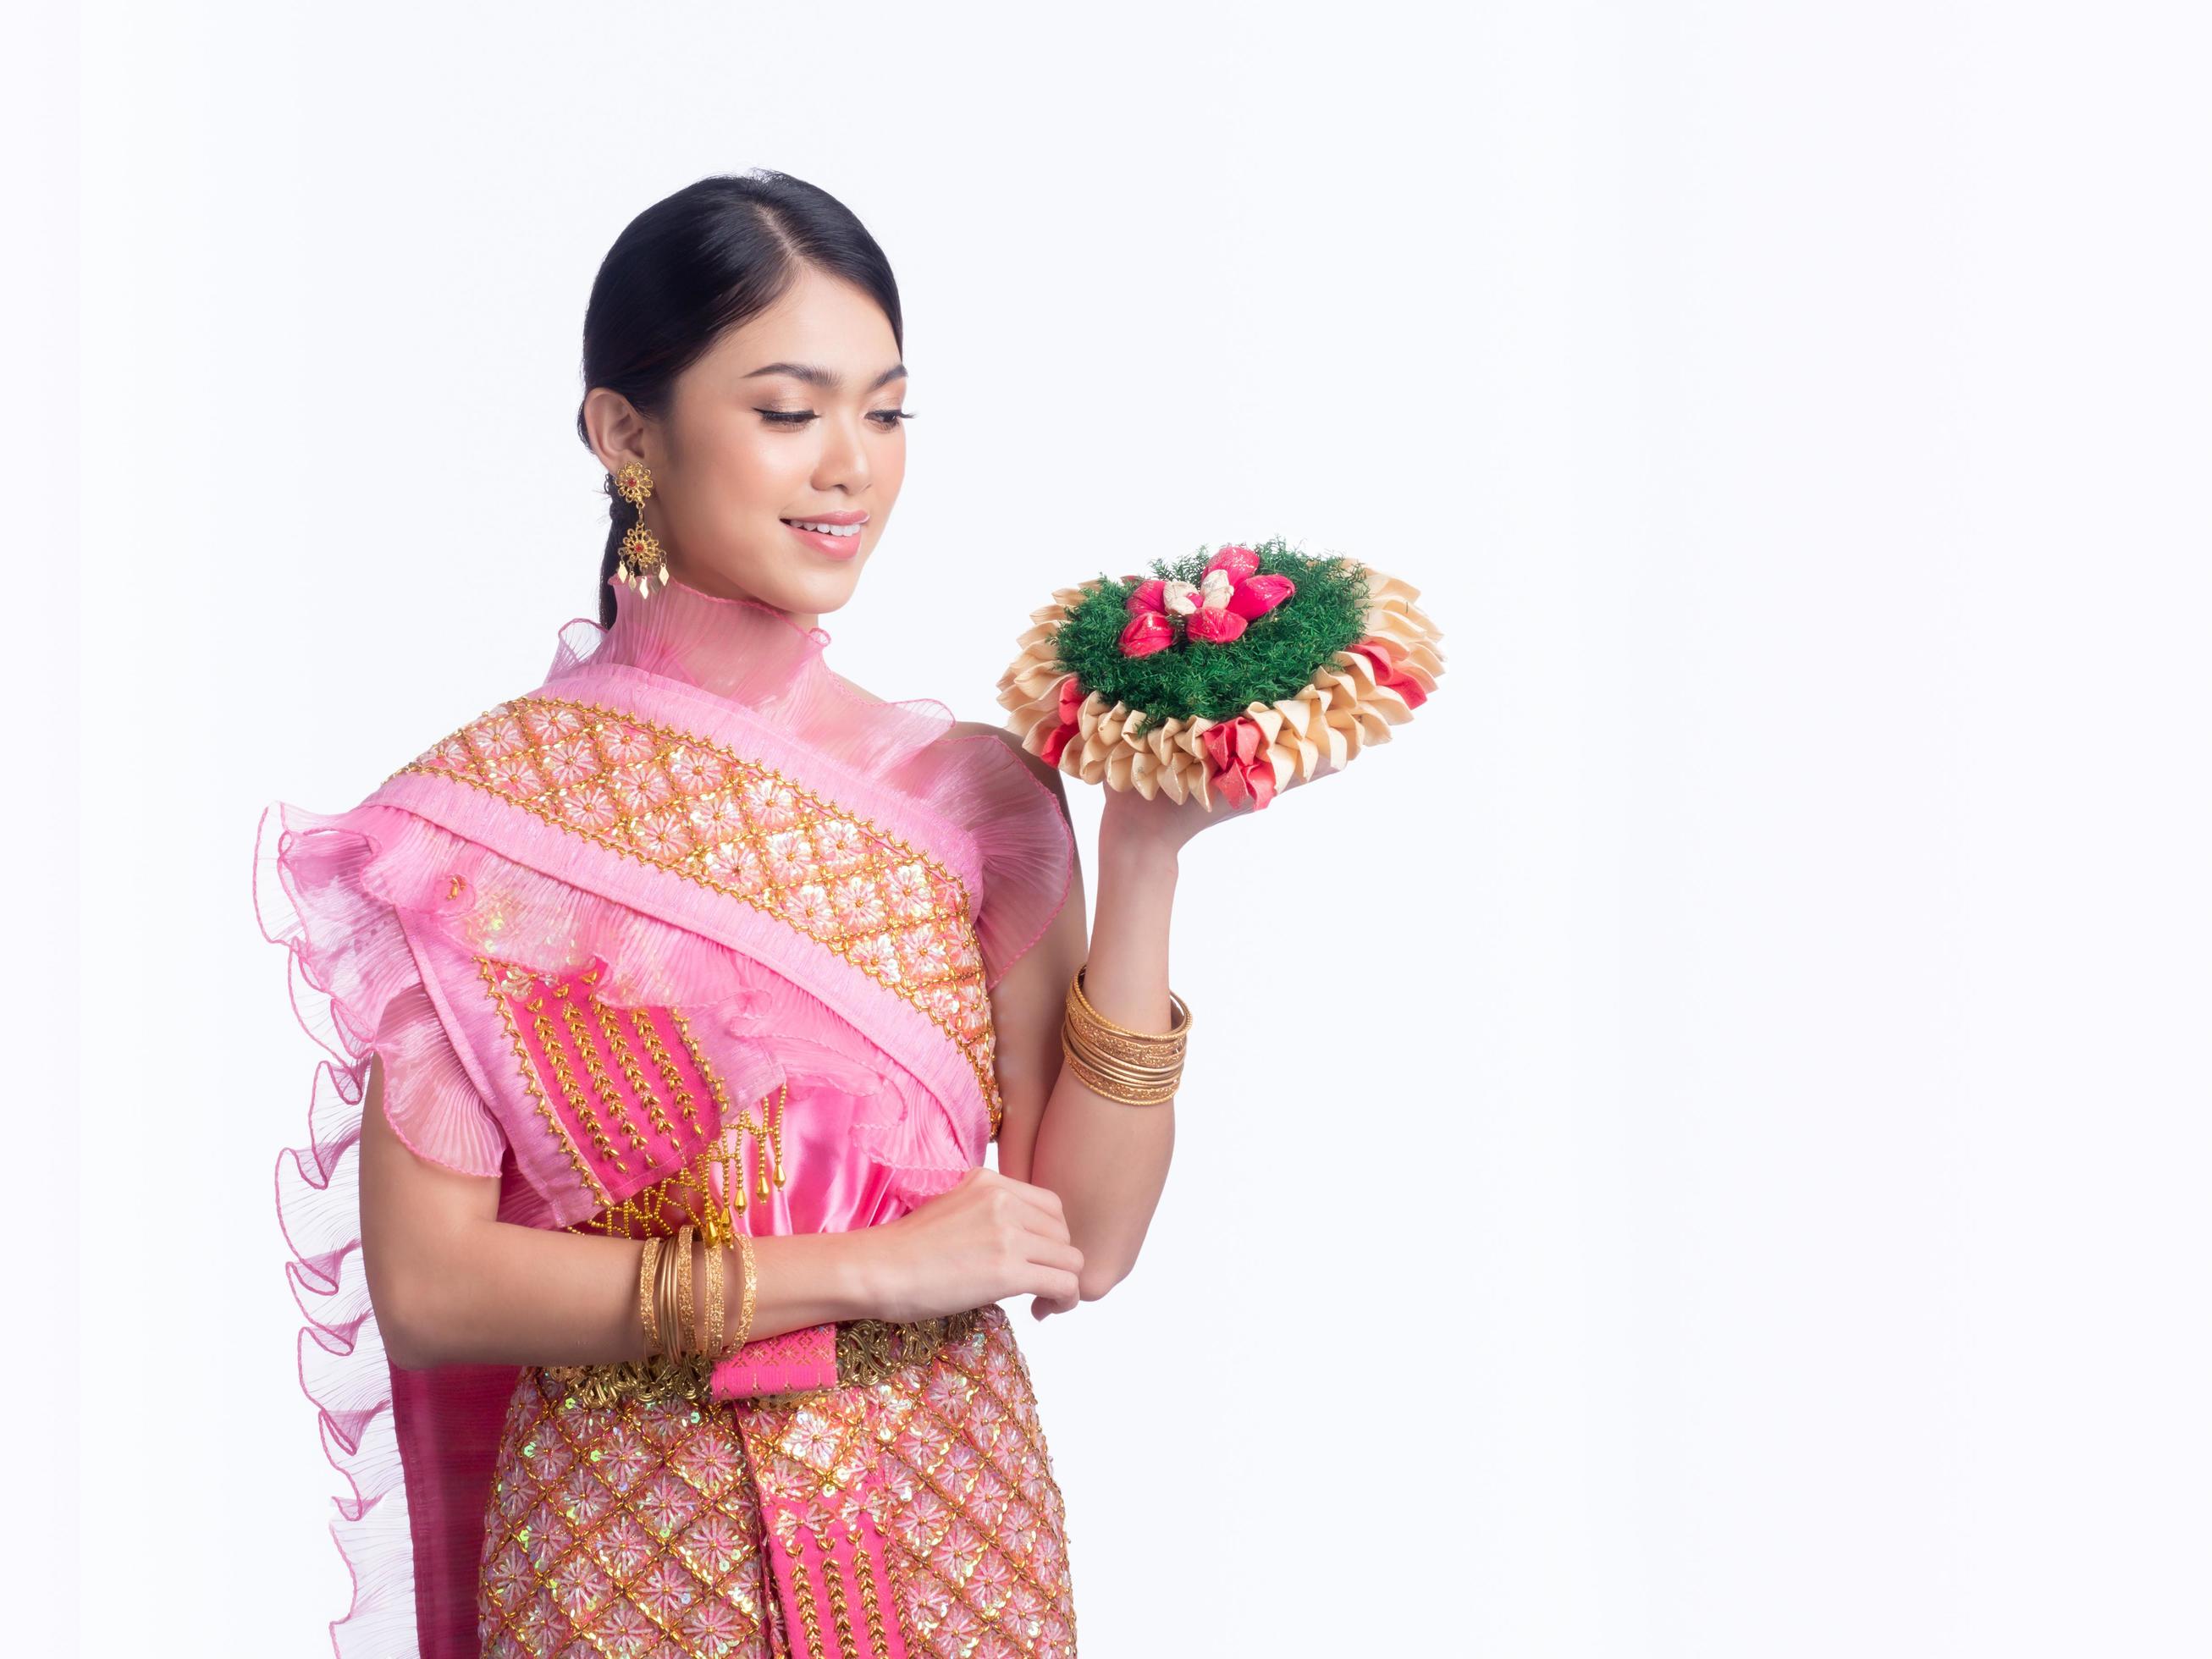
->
[814, 410, 872, 497]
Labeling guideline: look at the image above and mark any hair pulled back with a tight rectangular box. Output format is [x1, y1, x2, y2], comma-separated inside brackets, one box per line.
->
[576, 170, 903, 627]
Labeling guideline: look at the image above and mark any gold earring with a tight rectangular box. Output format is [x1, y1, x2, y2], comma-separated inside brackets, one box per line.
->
[613, 461, 670, 598]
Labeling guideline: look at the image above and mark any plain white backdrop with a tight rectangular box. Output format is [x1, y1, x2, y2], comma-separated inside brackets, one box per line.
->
[23, 1, 2210, 1654]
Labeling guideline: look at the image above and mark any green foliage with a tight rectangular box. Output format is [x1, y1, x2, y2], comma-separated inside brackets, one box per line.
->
[1053, 537, 1371, 734]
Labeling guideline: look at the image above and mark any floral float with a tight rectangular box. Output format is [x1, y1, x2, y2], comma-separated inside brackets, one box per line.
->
[996, 537, 1444, 811]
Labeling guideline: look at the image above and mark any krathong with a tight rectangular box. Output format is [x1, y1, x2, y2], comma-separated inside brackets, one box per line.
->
[998, 537, 1444, 811]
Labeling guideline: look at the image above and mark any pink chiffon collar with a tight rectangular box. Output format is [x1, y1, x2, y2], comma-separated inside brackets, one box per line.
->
[512, 569, 1073, 994]
[547, 571, 947, 726]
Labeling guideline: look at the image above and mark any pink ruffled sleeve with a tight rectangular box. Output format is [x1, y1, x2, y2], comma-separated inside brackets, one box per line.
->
[367, 980, 509, 1177]
[912, 727, 1078, 991]
[256, 799, 510, 1178]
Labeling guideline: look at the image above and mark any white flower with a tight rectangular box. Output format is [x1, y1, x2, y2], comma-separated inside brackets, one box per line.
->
[1161, 578, 1200, 615]
[1199, 567, 1235, 609]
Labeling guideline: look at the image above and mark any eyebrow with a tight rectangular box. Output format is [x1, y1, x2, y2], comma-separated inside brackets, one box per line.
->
[741, 361, 908, 392]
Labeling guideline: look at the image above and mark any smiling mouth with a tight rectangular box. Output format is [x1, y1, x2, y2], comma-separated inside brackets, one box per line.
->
[781, 517, 865, 537]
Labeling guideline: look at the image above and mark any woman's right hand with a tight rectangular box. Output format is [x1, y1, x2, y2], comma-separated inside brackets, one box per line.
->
[858, 1166, 1085, 1321]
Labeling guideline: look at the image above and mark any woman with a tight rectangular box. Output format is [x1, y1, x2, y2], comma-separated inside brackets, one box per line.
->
[256, 172, 1244, 1659]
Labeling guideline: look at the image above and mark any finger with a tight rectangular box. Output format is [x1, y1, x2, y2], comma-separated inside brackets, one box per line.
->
[1021, 1238, 1085, 1276]
[984, 1168, 1067, 1220]
[983, 1172, 1072, 1239]
[1026, 1267, 1080, 1309]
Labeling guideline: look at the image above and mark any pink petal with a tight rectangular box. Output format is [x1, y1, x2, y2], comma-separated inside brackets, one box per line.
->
[1185, 605, 1247, 644]
[1351, 638, 1429, 708]
[1118, 610, 1176, 656]
[1227, 573, 1297, 619]
[1202, 544, 1260, 584]
[1125, 578, 1167, 615]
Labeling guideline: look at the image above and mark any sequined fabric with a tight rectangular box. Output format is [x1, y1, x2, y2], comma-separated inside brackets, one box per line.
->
[478, 1301, 1078, 1658]
[395, 692, 1005, 1132]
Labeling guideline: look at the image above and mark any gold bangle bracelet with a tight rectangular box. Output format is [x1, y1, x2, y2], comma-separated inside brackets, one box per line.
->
[1065, 968, 1190, 1079]
[1061, 1016, 1185, 1078]
[656, 1234, 684, 1360]
[638, 1236, 664, 1359]
[1070, 964, 1192, 1042]
[674, 1224, 697, 1360]
[703, 1232, 725, 1358]
[1064, 1001, 1188, 1064]
[1062, 1038, 1183, 1088]
[1061, 1033, 1183, 1105]
[1063, 1059, 1179, 1107]
[731, 1233, 758, 1353]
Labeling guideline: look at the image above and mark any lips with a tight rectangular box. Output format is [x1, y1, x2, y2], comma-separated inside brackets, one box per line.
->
[783, 519, 863, 560]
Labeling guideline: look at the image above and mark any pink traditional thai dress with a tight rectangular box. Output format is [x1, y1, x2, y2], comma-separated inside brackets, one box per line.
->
[254, 573, 1080, 1659]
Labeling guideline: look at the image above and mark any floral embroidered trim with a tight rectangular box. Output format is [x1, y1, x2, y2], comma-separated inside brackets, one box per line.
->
[402, 693, 1002, 1135]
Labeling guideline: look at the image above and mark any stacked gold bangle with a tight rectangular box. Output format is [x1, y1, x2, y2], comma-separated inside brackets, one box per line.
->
[1060, 962, 1190, 1106]
[633, 1222, 758, 1366]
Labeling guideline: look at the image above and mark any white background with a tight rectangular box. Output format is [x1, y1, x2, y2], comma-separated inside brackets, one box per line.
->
[23, 1, 2210, 1654]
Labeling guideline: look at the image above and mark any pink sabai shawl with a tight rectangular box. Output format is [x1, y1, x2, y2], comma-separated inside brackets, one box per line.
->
[252, 573, 1074, 1657]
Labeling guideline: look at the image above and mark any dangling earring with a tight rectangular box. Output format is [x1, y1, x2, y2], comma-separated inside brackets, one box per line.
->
[614, 460, 671, 598]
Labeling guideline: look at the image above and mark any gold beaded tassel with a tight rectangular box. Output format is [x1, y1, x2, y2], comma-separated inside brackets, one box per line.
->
[612, 460, 670, 598]
[706, 1083, 790, 1224]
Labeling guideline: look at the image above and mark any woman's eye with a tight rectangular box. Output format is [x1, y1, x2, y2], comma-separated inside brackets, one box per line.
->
[755, 408, 914, 429]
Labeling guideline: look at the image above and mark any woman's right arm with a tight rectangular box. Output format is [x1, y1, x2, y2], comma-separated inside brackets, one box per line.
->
[359, 1052, 1084, 1370]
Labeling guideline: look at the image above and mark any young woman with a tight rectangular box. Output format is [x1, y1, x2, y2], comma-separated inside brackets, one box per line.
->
[256, 170, 1253, 1659]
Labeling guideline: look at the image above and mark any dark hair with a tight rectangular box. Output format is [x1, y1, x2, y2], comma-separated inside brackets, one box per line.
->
[576, 170, 903, 627]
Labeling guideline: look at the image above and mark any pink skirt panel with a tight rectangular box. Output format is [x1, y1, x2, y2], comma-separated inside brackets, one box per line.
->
[476, 1303, 1078, 1659]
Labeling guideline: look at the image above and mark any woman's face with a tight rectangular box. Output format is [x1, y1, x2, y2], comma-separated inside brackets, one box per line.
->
[588, 265, 908, 623]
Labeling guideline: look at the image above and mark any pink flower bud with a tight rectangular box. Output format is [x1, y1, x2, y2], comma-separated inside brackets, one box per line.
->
[1125, 578, 1167, 615]
[1118, 609, 1176, 656]
[1227, 572, 1296, 619]
[1185, 605, 1248, 644]
[1203, 543, 1261, 584]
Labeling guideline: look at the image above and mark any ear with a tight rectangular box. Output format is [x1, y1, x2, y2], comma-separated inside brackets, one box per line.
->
[581, 386, 652, 477]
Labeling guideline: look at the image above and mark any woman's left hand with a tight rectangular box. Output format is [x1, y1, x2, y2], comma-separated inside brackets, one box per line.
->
[1095, 753, 1319, 859]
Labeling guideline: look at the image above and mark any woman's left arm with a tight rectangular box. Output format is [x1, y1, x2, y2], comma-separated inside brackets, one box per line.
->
[979, 725, 1263, 1316]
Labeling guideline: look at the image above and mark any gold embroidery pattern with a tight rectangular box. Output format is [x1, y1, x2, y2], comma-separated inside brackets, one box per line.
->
[792, 1547, 828, 1657]
[630, 1004, 707, 1136]
[473, 956, 612, 1210]
[549, 1309, 986, 1414]
[819, 1530, 859, 1657]
[478, 955, 781, 1226]
[477, 1305, 1075, 1657]
[853, 1543, 893, 1659]
[401, 693, 1002, 1136]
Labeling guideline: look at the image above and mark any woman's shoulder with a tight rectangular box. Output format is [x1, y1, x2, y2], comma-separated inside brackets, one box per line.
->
[950, 718, 1067, 797]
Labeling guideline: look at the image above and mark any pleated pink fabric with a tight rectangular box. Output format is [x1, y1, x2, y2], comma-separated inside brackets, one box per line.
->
[255, 574, 1077, 1657]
